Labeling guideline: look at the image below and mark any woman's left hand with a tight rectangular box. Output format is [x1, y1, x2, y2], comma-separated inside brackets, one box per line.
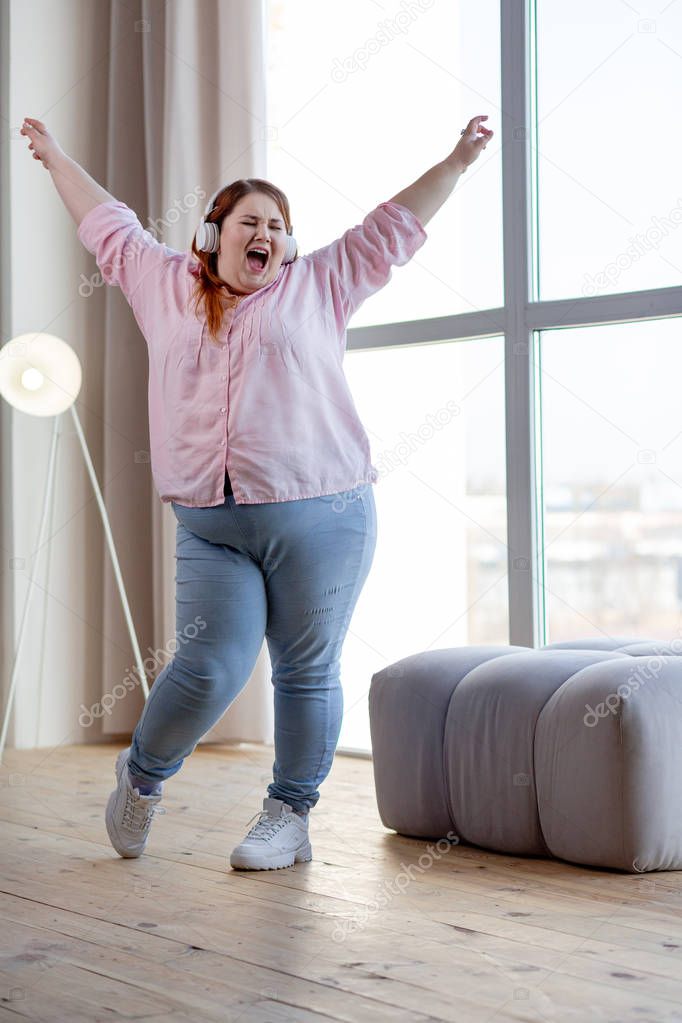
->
[447, 114, 494, 172]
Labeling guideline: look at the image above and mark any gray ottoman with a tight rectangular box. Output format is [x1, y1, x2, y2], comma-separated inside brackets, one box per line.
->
[368, 638, 682, 873]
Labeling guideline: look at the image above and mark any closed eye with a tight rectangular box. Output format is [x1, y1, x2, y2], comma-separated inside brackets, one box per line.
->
[242, 220, 283, 229]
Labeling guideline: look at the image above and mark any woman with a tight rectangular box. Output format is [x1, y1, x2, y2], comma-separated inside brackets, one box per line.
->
[21, 113, 493, 871]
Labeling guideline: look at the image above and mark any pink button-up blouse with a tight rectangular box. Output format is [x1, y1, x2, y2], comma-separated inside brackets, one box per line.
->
[76, 197, 427, 506]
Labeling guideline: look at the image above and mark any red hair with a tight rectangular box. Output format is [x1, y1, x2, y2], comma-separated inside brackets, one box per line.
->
[189, 178, 297, 345]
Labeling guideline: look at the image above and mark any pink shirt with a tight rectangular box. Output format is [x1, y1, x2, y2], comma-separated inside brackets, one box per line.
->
[77, 197, 428, 506]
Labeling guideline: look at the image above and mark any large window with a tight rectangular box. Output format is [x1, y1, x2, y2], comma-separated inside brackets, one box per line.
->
[266, 0, 682, 753]
[342, 338, 507, 751]
[536, 0, 682, 301]
[266, 0, 503, 325]
[540, 318, 682, 642]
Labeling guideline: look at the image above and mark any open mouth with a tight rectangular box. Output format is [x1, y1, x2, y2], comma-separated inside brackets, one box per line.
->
[245, 249, 269, 273]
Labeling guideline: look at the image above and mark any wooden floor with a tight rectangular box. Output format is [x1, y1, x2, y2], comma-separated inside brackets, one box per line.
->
[1, 744, 682, 1023]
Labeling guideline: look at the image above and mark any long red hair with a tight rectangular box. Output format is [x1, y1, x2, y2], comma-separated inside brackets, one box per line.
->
[189, 178, 297, 345]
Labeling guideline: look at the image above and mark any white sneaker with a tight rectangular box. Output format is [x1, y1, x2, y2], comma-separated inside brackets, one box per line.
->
[229, 797, 312, 870]
[105, 747, 167, 858]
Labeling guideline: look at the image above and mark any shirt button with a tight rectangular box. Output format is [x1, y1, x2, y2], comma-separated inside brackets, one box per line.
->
[219, 407, 226, 414]
[220, 374, 227, 381]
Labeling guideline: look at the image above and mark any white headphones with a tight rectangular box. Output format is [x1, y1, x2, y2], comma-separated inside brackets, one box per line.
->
[194, 186, 298, 264]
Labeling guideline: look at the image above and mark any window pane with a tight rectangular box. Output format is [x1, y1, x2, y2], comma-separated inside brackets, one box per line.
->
[338, 338, 508, 751]
[540, 318, 682, 642]
[536, 0, 682, 301]
[266, 0, 502, 327]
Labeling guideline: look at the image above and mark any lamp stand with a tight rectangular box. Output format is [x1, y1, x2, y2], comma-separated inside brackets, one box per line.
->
[0, 405, 150, 764]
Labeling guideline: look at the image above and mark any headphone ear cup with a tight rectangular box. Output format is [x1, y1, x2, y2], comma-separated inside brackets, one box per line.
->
[283, 231, 297, 264]
[203, 221, 220, 254]
[195, 220, 220, 253]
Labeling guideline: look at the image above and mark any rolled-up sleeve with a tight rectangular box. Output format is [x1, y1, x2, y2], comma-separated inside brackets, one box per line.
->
[307, 200, 427, 322]
[77, 200, 181, 333]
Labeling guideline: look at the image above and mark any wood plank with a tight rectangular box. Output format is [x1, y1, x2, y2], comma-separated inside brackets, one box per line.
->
[2, 743, 682, 1022]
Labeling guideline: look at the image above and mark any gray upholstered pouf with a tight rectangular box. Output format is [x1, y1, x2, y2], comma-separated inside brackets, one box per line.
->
[368, 638, 682, 873]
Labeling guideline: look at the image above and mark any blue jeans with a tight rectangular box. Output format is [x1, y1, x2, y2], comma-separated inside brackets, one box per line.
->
[127, 482, 377, 813]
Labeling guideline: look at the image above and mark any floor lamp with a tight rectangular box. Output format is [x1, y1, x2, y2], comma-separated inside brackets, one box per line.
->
[0, 332, 149, 765]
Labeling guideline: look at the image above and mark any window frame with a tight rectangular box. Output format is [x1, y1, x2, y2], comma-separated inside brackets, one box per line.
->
[345, 0, 682, 647]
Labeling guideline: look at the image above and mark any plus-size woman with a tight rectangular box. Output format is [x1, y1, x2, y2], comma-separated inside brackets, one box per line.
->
[21, 113, 492, 871]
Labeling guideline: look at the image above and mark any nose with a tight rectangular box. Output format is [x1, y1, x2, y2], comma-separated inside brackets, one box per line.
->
[253, 221, 271, 242]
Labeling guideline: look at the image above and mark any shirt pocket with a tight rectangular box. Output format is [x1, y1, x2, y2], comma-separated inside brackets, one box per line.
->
[173, 316, 211, 373]
[184, 319, 204, 363]
[154, 315, 201, 374]
[258, 301, 290, 361]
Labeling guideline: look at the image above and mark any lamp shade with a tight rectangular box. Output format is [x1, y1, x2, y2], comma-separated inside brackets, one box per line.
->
[0, 333, 82, 417]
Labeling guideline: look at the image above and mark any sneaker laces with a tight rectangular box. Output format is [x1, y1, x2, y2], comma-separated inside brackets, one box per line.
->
[121, 790, 167, 832]
[244, 809, 292, 841]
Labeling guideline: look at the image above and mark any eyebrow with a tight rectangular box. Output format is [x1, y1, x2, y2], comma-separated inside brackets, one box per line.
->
[240, 213, 284, 223]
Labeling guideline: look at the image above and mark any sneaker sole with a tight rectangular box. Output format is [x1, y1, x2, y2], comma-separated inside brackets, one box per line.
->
[230, 840, 313, 871]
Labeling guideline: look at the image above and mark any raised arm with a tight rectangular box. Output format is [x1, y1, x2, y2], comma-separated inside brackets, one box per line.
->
[20, 116, 116, 227]
[20, 116, 184, 340]
[387, 114, 493, 227]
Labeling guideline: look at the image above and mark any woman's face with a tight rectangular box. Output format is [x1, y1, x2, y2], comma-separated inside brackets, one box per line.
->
[216, 193, 287, 296]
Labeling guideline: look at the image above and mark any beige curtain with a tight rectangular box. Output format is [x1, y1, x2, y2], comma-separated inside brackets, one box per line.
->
[2, 0, 274, 750]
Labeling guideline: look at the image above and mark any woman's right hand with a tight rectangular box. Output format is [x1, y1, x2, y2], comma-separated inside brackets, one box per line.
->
[19, 117, 67, 171]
